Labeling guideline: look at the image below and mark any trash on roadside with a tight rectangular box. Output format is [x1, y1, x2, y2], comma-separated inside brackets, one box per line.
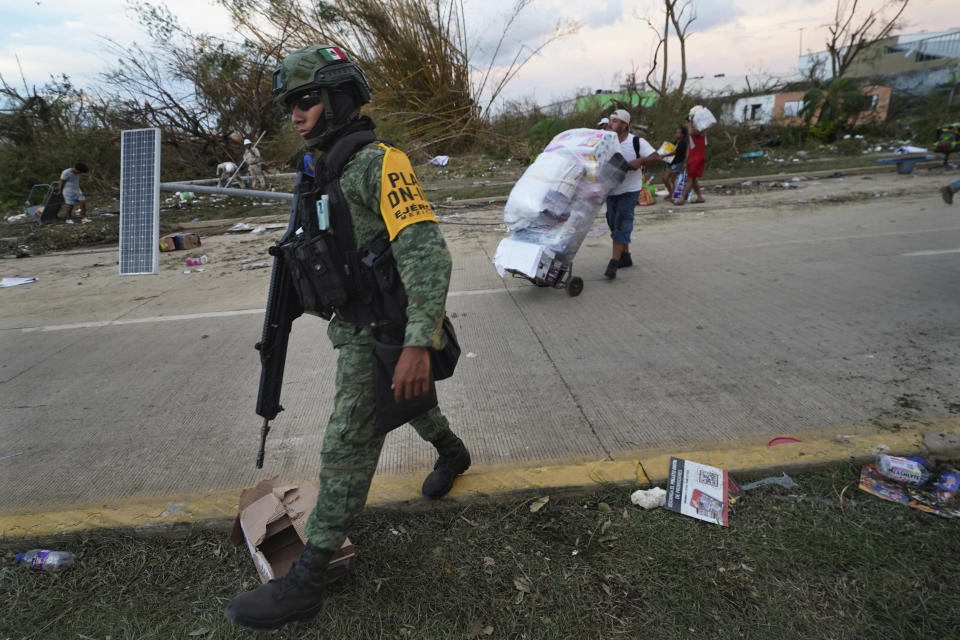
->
[859, 456, 960, 518]
[14, 549, 76, 572]
[767, 436, 802, 446]
[240, 261, 270, 271]
[160, 232, 201, 252]
[230, 478, 356, 584]
[185, 255, 208, 267]
[427, 155, 450, 167]
[630, 487, 666, 510]
[740, 151, 764, 158]
[1, 277, 37, 287]
[529, 496, 550, 513]
[0, 452, 23, 462]
[875, 455, 931, 486]
[740, 473, 798, 491]
[665, 457, 739, 526]
[893, 145, 927, 155]
[228, 222, 255, 232]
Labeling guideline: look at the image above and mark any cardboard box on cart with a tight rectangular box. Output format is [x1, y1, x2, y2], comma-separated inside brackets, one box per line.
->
[230, 478, 355, 584]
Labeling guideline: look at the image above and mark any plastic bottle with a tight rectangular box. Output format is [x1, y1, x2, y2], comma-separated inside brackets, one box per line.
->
[185, 255, 208, 266]
[14, 549, 76, 571]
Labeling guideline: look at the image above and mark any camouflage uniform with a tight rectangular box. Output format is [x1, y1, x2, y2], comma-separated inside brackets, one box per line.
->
[304, 143, 461, 550]
[243, 147, 266, 189]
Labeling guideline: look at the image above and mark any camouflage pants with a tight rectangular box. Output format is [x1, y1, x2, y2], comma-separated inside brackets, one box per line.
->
[304, 326, 459, 550]
[248, 164, 265, 189]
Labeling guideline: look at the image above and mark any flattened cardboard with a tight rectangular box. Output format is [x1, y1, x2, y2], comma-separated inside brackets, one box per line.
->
[231, 478, 354, 584]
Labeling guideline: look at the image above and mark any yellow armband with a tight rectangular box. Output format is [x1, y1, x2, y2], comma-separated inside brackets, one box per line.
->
[378, 145, 437, 240]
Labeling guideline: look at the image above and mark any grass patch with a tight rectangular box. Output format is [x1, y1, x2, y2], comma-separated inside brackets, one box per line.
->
[2, 462, 958, 638]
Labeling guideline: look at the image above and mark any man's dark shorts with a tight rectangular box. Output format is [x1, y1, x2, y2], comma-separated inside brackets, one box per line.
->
[606, 191, 641, 244]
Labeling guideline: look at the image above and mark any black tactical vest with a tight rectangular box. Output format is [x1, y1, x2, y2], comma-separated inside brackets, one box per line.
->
[274, 130, 408, 329]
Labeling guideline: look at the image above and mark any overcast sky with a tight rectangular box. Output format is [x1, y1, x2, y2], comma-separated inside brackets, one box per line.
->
[0, 0, 954, 110]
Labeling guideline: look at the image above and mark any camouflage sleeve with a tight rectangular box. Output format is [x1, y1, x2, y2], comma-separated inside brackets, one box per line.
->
[392, 221, 451, 349]
[345, 145, 451, 349]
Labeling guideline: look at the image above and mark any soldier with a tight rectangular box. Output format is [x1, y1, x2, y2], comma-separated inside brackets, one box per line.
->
[242, 139, 266, 189]
[225, 45, 471, 630]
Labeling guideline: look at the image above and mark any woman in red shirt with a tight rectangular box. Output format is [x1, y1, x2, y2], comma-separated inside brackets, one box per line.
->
[676, 118, 706, 205]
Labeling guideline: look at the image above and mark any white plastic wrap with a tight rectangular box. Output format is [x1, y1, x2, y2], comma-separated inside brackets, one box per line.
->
[496, 128, 628, 280]
[689, 105, 717, 132]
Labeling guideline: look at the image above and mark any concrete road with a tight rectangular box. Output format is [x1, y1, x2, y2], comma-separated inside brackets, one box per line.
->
[1, 172, 959, 516]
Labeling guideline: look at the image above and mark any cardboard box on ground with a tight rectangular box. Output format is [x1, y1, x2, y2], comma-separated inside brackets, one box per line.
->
[159, 232, 202, 252]
[231, 478, 355, 584]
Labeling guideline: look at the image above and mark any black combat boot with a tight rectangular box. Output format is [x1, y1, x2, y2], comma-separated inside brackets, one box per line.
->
[225, 542, 332, 630]
[618, 251, 633, 268]
[422, 440, 471, 499]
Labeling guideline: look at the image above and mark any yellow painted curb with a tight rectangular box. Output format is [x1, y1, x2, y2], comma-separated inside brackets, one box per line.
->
[2, 417, 957, 539]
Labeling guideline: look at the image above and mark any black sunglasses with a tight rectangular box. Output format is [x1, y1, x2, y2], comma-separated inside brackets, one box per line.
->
[287, 91, 323, 114]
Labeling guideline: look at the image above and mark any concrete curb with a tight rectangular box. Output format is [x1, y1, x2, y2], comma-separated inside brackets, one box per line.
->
[2, 417, 958, 539]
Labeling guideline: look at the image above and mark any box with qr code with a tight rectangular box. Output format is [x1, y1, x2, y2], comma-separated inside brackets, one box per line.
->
[665, 457, 734, 526]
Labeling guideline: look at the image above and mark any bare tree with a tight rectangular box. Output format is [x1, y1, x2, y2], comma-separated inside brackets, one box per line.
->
[826, 0, 910, 79]
[644, 0, 695, 96]
[101, 3, 283, 163]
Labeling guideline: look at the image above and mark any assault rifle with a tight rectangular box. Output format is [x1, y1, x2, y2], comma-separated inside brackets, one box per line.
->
[254, 178, 304, 468]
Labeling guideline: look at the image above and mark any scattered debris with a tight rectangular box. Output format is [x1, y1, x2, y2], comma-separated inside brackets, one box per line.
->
[529, 496, 549, 513]
[1, 277, 37, 287]
[859, 456, 960, 518]
[740, 473, 798, 491]
[630, 487, 666, 510]
[665, 457, 737, 526]
[240, 262, 270, 271]
[767, 436, 802, 446]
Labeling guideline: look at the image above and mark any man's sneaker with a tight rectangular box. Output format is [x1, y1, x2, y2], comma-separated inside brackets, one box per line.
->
[604, 259, 618, 279]
[422, 440, 471, 499]
[225, 542, 330, 630]
[942, 186, 954, 205]
[618, 252, 633, 268]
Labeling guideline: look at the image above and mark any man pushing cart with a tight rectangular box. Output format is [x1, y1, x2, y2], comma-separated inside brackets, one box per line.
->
[492, 128, 629, 297]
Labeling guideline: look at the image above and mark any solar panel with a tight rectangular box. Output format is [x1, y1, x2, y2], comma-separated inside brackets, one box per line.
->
[119, 128, 161, 275]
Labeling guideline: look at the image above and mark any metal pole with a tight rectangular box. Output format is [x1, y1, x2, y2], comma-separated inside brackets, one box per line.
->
[160, 182, 292, 201]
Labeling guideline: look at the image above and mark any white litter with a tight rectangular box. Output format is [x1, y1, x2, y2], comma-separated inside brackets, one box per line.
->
[1, 277, 37, 287]
[428, 155, 450, 167]
[630, 487, 666, 510]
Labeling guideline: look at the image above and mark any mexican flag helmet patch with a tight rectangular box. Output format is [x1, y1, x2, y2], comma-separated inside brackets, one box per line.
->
[319, 47, 346, 62]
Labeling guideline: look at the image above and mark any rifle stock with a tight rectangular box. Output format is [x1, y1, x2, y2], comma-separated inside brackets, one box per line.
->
[254, 180, 304, 468]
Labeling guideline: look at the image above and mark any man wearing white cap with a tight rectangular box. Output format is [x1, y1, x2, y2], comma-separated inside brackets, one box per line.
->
[603, 109, 660, 279]
[597, 117, 610, 130]
[243, 138, 266, 189]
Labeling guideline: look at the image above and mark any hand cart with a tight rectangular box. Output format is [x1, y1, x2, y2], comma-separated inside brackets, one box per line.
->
[505, 258, 584, 297]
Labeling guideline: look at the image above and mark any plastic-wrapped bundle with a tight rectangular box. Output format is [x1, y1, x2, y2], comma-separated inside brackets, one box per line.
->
[497, 129, 628, 277]
[688, 105, 717, 132]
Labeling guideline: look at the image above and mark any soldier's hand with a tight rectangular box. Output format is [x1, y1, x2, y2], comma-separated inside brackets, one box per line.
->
[392, 346, 431, 402]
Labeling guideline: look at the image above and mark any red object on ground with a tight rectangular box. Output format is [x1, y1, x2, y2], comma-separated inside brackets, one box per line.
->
[768, 436, 802, 446]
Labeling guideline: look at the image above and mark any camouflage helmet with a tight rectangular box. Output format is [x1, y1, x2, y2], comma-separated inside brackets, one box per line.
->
[272, 45, 371, 108]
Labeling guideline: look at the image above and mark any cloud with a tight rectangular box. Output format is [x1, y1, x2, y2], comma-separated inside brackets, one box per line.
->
[585, 0, 622, 28]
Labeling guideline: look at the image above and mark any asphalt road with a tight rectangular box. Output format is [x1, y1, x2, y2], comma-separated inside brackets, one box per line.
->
[2, 175, 959, 514]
